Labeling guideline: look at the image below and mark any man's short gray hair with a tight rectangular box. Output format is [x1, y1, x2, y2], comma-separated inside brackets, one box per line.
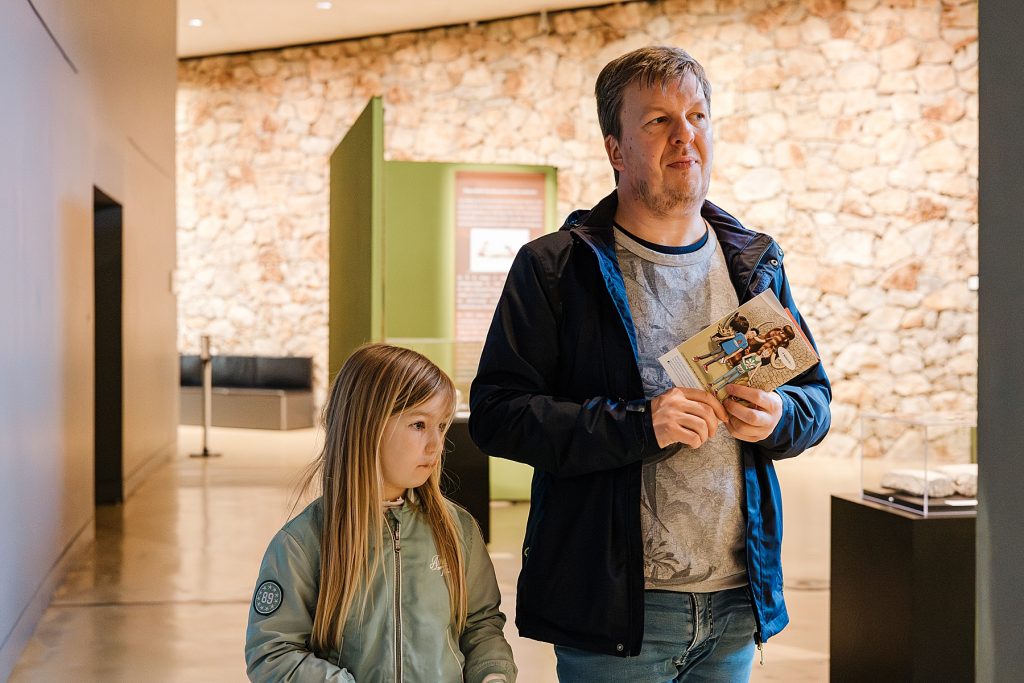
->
[595, 46, 712, 141]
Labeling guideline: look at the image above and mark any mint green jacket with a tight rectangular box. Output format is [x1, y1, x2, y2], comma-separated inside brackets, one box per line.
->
[245, 497, 517, 683]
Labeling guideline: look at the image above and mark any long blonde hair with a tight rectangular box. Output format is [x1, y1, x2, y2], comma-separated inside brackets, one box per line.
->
[302, 344, 467, 654]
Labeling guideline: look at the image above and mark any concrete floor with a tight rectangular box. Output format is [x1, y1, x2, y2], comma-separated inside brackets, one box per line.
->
[11, 426, 853, 682]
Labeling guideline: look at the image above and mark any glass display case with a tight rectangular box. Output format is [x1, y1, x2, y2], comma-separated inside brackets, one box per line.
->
[860, 412, 977, 516]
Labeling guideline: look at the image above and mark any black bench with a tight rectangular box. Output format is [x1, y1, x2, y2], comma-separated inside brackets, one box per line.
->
[179, 355, 315, 430]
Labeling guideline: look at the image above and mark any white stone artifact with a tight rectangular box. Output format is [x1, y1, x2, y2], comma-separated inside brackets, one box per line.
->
[935, 463, 978, 497]
[879, 468, 957, 498]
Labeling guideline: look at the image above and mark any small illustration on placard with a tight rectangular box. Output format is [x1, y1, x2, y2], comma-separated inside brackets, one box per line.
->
[470, 228, 529, 272]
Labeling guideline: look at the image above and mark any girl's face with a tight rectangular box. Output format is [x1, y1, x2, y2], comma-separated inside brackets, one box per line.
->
[379, 392, 450, 501]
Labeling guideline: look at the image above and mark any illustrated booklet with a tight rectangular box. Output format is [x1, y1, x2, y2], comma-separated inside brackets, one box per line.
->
[658, 290, 820, 400]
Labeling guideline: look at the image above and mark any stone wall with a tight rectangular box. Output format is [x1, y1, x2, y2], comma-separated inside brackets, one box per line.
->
[177, 0, 978, 457]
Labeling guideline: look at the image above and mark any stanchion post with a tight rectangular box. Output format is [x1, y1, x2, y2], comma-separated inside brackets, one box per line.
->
[190, 334, 221, 458]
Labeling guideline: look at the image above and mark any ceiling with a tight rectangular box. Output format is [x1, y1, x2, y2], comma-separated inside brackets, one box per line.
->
[177, 0, 613, 58]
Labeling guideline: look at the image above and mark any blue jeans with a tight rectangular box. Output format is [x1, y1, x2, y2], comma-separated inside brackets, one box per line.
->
[555, 587, 757, 683]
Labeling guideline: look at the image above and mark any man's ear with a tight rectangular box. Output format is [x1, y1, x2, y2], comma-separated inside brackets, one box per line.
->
[604, 134, 625, 172]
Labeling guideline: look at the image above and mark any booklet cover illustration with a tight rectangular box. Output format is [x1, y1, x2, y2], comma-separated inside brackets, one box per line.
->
[658, 290, 820, 400]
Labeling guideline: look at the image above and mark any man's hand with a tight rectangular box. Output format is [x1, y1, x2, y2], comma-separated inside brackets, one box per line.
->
[651, 388, 728, 449]
[722, 383, 784, 442]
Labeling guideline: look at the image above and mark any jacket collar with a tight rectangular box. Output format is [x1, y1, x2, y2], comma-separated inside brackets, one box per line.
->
[561, 190, 782, 299]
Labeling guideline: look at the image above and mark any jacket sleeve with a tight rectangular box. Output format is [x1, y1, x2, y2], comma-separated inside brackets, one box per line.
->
[469, 244, 661, 477]
[245, 529, 357, 683]
[459, 519, 517, 683]
[756, 263, 832, 459]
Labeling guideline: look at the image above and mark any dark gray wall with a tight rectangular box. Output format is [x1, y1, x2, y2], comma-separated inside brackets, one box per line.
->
[977, 2, 1024, 680]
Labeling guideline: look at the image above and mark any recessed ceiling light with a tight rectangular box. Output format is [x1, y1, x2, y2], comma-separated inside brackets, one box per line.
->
[315, 1, 333, 9]
[188, 18, 204, 27]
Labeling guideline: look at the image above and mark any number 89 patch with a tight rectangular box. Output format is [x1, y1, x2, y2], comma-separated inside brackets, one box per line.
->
[253, 580, 283, 615]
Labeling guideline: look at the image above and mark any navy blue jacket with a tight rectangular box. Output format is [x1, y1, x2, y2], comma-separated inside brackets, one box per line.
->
[469, 190, 831, 657]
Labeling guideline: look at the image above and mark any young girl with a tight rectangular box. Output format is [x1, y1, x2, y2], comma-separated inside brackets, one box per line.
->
[245, 344, 517, 683]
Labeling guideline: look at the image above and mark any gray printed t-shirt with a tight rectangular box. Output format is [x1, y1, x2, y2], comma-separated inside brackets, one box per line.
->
[614, 226, 748, 593]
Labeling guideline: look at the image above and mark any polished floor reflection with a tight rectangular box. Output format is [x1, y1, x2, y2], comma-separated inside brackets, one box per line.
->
[11, 426, 834, 681]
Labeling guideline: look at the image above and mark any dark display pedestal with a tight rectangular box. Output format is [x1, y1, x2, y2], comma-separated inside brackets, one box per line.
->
[442, 418, 490, 542]
[829, 494, 975, 682]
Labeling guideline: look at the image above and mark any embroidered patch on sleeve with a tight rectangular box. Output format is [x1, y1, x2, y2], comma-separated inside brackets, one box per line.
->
[253, 580, 283, 616]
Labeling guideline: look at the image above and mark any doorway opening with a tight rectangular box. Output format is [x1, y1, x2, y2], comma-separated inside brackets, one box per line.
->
[94, 187, 123, 505]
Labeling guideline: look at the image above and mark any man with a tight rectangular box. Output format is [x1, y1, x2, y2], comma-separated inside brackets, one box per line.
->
[469, 46, 830, 681]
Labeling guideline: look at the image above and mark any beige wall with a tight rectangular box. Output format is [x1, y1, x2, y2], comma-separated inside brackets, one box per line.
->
[177, 0, 978, 459]
[0, 1, 178, 676]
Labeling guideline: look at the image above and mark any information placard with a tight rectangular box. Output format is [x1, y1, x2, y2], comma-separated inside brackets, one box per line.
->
[454, 171, 547, 383]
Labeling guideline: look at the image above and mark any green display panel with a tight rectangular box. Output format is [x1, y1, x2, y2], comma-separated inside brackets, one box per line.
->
[328, 97, 384, 380]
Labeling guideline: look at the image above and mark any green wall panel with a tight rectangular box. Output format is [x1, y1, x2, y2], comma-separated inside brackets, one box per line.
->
[328, 97, 384, 380]
[381, 161, 456, 373]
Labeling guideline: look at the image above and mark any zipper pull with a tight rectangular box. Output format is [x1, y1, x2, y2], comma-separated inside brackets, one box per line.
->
[393, 519, 401, 551]
[753, 627, 765, 667]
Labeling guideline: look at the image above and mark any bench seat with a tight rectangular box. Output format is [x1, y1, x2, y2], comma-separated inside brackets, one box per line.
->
[179, 354, 314, 430]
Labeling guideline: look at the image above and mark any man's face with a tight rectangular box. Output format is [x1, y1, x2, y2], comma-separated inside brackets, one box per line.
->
[605, 73, 713, 216]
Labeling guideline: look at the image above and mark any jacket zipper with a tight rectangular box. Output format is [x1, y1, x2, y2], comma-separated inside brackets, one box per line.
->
[742, 240, 775, 658]
[574, 227, 643, 655]
[386, 515, 403, 683]
[746, 585, 765, 665]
